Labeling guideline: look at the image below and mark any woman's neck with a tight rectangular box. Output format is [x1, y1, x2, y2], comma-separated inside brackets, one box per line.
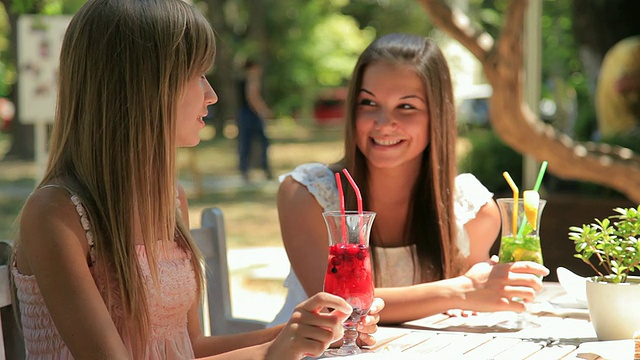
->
[367, 162, 421, 208]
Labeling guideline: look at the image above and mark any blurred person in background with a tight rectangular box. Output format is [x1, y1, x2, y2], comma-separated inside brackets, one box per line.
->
[237, 60, 273, 183]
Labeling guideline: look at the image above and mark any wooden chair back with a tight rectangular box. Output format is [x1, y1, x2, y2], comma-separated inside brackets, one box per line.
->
[0, 241, 25, 360]
[191, 208, 267, 336]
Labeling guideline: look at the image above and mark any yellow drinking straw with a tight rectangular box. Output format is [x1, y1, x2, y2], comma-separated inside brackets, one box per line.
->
[502, 171, 519, 236]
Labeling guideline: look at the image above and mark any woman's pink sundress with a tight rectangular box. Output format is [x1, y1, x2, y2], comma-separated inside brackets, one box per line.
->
[11, 188, 198, 359]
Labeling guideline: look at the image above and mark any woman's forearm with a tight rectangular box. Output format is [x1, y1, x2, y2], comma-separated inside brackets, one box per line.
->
[193, 325, 284, 358]
[374, 277, 471, 324]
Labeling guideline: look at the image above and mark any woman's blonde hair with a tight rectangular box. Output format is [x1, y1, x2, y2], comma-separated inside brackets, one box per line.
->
[340, 33, 462, 281]
[31, 0, 215, 353]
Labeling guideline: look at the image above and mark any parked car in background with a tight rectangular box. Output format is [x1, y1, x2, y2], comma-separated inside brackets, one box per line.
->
[455, 83, 492, 129]
[313, 87, 347, 125]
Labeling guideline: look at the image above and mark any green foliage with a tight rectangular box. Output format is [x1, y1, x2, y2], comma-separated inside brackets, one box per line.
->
[309, 14, 375, 87]
[10, 0, 84, 14]
[258, 0, 356, 115]
[341, 0, 433, 36]
[457, 129, 522, 194]
[569, 206, 640, 283]
[0, 6, 10, 97]
[258, 0, 435, 117]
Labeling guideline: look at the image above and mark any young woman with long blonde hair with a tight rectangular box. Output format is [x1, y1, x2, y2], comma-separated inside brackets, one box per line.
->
[10, 0, 381, 358]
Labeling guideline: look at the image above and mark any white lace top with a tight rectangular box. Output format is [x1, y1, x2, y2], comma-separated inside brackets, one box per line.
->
[269, 163, 493, 326]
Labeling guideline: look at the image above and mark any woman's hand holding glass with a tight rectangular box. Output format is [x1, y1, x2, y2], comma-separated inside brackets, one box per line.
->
[267, 292, 351, 359]
[460, 256, 549, 313]
[333, 297, 384, 348]
[266, 294, 384, 359]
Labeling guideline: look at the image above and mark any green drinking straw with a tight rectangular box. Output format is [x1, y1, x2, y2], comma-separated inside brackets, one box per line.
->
[517, 160, 548, 237]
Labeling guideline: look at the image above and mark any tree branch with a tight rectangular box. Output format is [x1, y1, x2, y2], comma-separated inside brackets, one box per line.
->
[420, 0, 640, 202]
[417, 0, 493, 62]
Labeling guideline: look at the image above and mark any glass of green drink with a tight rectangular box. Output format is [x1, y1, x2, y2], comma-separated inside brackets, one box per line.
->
[496, 197, 546, 329]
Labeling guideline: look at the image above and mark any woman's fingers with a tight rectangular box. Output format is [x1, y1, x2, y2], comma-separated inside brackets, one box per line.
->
[446, 309, 477, 317]
[353, 297, 384, 347]
[356, 315, 379, 337]
[270, 293, 353, 358]
[303, 292, 352, 316]
[508, 261, 550, 277]
[369, 297, 385, 315]
[358, 332, 377, 347]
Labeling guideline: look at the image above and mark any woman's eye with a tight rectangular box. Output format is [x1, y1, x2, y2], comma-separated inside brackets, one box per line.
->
[399, 103, 416, 110]
[358, 99, 376, 106]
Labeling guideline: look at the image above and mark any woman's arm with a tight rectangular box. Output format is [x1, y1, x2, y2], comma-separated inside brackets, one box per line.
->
[277, 176, 328, 297]
[278, 178, 548, 325]
[187, 298, 283, 357]
[189, 292, 351, 359]
[373, 259, 548, 324]
[16, 188, 130, 359]
[246, 72, 271, 119]
[464, 198, 501, 266]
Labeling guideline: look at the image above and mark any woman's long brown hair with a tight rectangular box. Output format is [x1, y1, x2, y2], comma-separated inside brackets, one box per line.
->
[340, 33, 462, 282]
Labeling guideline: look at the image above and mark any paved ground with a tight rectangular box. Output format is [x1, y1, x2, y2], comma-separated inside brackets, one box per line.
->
[227, 247, 290, 323]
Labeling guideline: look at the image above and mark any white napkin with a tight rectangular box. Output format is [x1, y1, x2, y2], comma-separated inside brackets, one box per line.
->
[556, 267, 588, 306]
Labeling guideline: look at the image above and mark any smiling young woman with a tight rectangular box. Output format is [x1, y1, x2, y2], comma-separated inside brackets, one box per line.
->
[270, 33, 549, 328]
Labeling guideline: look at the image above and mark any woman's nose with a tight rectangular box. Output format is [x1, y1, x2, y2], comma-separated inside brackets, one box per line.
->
[374, 111, 396, 128]
[206, 88, 218, 105]
[203, 78, 218, 105]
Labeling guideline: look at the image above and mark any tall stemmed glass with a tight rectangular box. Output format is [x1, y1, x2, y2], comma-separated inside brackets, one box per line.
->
[322, 210, 376, 356]
[496, 197, 546, 329]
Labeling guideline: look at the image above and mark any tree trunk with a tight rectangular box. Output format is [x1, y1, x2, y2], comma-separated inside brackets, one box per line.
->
[418, 0, 640, 203]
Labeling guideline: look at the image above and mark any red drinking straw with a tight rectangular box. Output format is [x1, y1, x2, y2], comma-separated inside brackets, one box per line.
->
[335, 172, 347, 243]
[335, 172, 346, 216]
[342, 168, 365, 245]
[341, 168, 363, 214]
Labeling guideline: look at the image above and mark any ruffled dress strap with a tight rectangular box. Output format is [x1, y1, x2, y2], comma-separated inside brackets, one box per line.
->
[39, 184, 97, 264]
[453, 173, 494, 257]
[279, 163, 340, 212]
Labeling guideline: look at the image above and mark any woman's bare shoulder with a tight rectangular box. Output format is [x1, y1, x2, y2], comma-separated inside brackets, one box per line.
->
[278, 176, 318, 207]
[17, 186, 90, 274]
[21, 186, 80, 224]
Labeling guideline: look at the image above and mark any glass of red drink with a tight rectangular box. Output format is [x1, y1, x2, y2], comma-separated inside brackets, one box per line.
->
[322, 210, 376, 356]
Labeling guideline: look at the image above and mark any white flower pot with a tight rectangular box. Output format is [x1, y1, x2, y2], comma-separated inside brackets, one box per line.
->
[586, 276, 640, 340]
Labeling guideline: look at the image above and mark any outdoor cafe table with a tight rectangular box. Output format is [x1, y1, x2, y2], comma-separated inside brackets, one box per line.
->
[312, 283, 636, 359]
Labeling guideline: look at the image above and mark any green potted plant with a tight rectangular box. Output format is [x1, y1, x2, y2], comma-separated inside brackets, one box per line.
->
[569, 206, 640, 340]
